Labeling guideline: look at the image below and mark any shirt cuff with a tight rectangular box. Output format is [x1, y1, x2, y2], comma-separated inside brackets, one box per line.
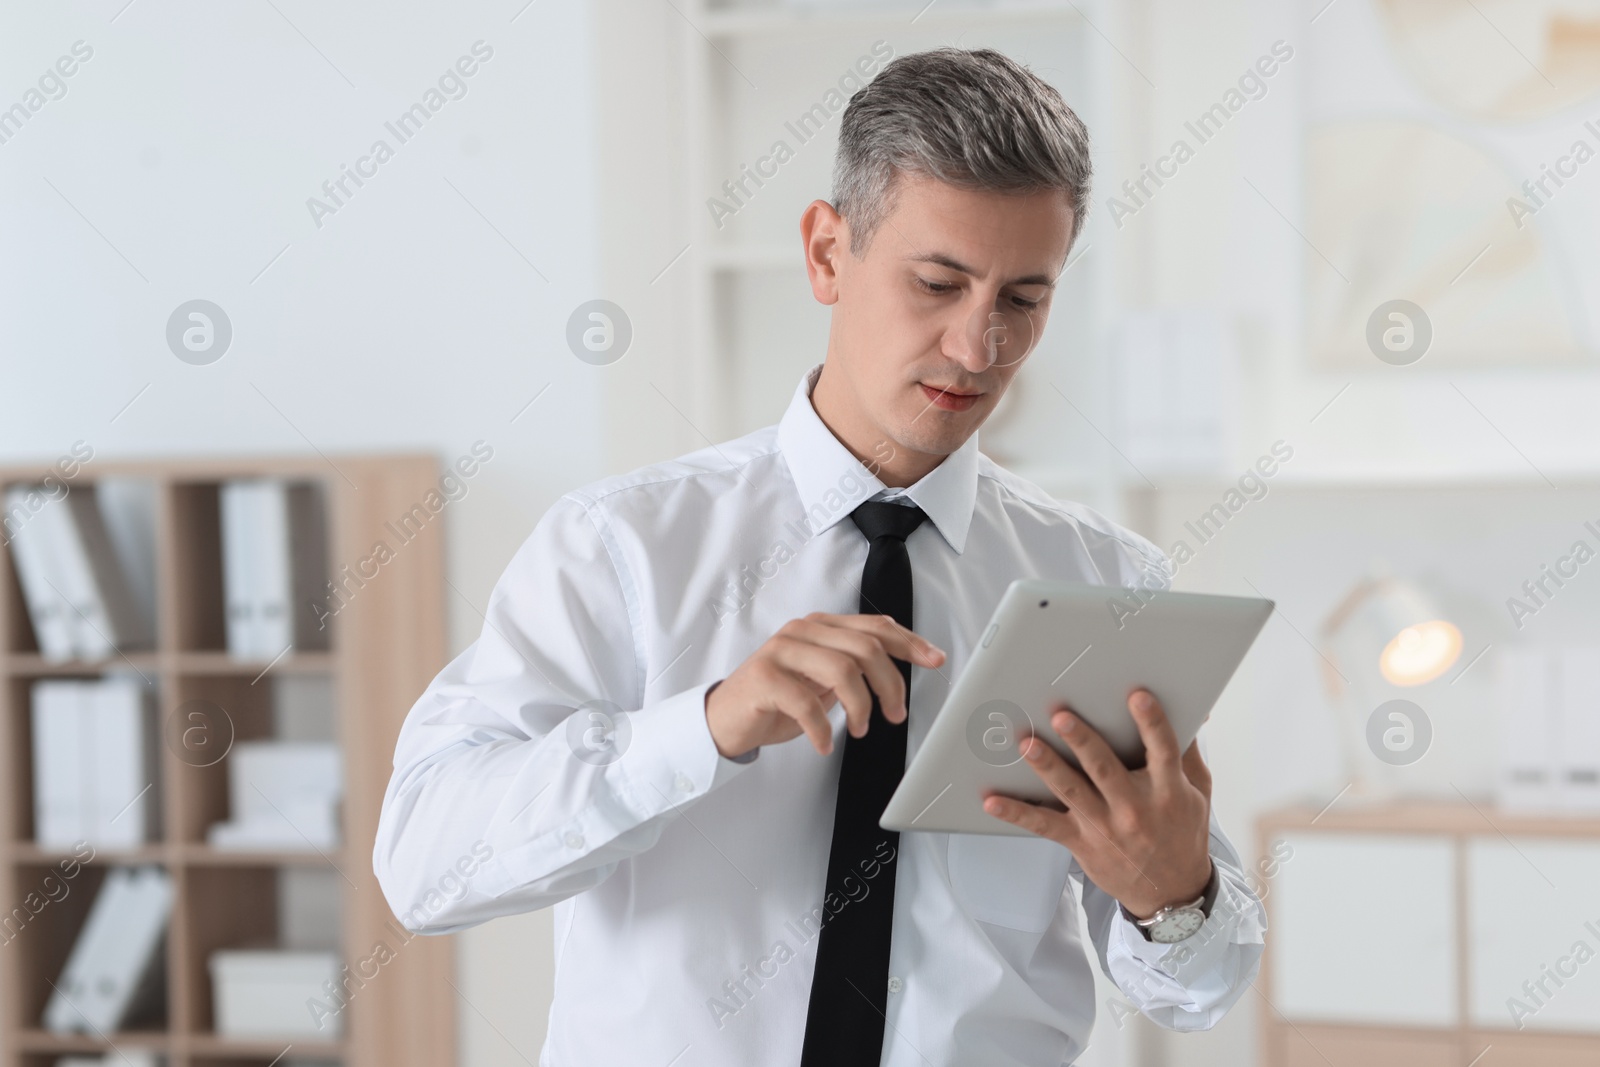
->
[705, 679, 760, 765]
[619, 680, 757, 806]
[1116, 862, 1248, 981]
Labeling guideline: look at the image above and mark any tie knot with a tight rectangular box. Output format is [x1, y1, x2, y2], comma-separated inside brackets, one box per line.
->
[850, 499, 928, 543]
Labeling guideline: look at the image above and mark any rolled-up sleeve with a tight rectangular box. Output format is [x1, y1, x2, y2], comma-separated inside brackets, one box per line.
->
[1077, 803, 1267, 1030]
[372, 494, 754, 935]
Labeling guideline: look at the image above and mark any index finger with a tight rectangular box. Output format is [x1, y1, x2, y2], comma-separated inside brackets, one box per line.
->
[826, 613, 946, 667]
[1128, 689, 1183, 777]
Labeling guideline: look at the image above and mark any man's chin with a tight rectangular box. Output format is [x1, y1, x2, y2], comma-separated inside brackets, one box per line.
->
[891, 414, 980, 458]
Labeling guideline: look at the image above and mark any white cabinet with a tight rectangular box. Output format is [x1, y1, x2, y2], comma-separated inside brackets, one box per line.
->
[1468, 839, 1600, 1033]
[1261, 804, 1600, 1066]
[1271, 832, 1458, 1026]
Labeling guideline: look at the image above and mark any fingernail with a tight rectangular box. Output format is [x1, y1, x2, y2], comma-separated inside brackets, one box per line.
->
[1024, 739, 1045, 762]
[1132, 691, 1153, 712]
[1055, 710, 1077, 733]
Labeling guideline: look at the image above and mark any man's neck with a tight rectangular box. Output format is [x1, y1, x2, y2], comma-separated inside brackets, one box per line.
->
[810, 361, 945, 489]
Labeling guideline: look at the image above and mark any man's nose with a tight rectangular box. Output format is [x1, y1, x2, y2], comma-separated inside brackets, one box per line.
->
[949, 295, 1006, 373]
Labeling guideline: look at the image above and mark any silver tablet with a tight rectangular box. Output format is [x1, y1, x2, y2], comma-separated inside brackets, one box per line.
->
[880, 578, 1272, 836]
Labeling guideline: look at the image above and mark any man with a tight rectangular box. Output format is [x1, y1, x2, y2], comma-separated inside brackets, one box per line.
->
[375, 46, 1265, 1066]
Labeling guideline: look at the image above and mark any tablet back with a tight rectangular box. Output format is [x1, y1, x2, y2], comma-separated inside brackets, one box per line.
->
[880, 578, 1272, 836]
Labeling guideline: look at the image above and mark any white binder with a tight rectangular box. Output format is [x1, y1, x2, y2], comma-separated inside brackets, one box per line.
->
[221, 480, 330, 659]
[91, 679, 158, 847]
[255, 481, 293, 657]
[31, 682, 84, 847]
[7, 486, 150, 660]
[32, 679, 157, 849]
[43, 865, 172, 1033]
[4, 487, 76, 661]
[60, 488, 152, 657]
[221, 481, 262, 658]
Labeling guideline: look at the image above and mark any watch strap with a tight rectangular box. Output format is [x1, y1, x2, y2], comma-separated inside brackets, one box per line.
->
[1120, 860, 1219, 941]
[1197, 859, 1220, 917]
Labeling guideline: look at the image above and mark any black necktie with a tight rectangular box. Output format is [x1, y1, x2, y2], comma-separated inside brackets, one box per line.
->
[800, 499, 927, 1067]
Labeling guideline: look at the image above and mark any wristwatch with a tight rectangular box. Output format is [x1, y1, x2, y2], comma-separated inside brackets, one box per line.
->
[1119, 862, 1219, 944]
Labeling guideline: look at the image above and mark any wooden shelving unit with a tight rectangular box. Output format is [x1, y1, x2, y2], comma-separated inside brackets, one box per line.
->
[1258, 801, 1600, 1067]
[0, 455, 454, 1067]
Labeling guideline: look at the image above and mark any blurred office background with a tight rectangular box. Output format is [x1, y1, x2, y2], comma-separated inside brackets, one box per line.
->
[3, 0, 1599, 1065]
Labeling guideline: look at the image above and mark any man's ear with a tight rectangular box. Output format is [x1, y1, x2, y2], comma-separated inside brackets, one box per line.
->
[800, 199, 848, 306]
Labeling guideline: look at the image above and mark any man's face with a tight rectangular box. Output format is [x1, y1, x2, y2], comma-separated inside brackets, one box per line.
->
[806, 172, 1076, 466]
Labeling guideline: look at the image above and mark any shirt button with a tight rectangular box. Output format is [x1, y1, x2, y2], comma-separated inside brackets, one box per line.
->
[673, 772, 695, 794]
[887, 976, 903, 994]
[564, 831, 585, 849]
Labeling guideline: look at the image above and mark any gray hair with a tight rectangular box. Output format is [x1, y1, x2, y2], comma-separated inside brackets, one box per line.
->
[832, 47, 1092, 255]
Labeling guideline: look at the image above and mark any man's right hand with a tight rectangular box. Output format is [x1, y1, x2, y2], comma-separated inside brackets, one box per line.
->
[704, 612, 946, 760]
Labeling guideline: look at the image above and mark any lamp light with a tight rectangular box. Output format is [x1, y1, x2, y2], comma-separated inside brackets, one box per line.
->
[1316, 572, 1493, 801]
[1320, 576, 1463, 694]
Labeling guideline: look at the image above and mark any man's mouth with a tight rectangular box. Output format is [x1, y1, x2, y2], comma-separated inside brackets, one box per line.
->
[920, 383, 983, 412]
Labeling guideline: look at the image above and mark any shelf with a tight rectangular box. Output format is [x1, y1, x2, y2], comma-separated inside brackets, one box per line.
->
[1267, 465, 1600, 489]
[171, 650, 337, 676]
[7, 844, 349, 868]
[1260, 799, 1600, 838]
[3, 651, 161, 677]
[0, 455, 454, 1067]
[700, 0, 1082, 38]
[186, 1033, 345, 1059]
[1, 650, 336, 677]
[13, 1029, 169, 1053]
[11, 843, 169, 866]
[12, 1029, 346, 1059]
[180, 844, 348, 867]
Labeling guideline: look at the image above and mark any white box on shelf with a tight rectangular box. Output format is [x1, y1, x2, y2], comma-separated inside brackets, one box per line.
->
[228, 741, 341, 823]
[207, 741, 341, 850]
[207, 799, 340, 851]
[209, 949, 342, 1038]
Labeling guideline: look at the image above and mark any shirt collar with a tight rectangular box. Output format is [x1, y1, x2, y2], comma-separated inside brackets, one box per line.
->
[776, 362, 978, 554]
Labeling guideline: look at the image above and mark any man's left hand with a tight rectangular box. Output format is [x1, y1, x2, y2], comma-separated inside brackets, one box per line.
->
[982, 689, 1213, 919]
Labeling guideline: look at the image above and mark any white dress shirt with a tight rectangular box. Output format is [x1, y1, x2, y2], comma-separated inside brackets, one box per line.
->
[374, 363, 1267, 1067]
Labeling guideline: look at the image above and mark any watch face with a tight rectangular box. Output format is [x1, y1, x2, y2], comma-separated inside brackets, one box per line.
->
[1150, 905, 1206, 944]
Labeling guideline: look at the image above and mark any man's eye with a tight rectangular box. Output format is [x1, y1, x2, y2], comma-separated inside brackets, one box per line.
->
[1010, 295, 1041, 310]
[914, 276, 955, 295]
